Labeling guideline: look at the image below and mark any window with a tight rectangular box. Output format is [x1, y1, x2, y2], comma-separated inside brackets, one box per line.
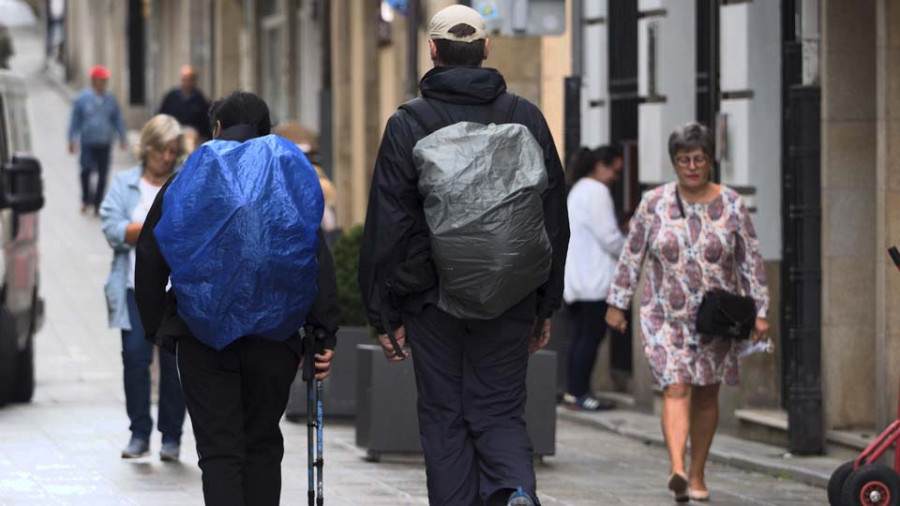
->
[0, 95, 11, 162]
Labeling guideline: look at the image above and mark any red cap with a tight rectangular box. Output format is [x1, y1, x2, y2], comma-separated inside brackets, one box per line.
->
[89, 65, 111, 80]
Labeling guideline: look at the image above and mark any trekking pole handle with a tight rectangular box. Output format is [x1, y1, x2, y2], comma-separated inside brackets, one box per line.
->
[302, 327, 325, 382]
[382, 324, 406, 359]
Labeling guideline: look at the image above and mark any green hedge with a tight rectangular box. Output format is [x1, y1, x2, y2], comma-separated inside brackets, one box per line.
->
[332, 224, 368, 327]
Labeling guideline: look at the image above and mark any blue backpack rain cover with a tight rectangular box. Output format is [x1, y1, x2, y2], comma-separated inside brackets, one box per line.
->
[154, 135, 324, 350]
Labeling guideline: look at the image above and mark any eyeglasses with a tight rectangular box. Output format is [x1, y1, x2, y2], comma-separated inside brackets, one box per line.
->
[153, 146, 181, 156]
[674, 155, 709, 168]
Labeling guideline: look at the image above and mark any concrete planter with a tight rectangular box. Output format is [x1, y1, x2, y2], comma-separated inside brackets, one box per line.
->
[546, 307, 572, 397]
[285, 326, 372, 419]
[355, 344, 557, 461]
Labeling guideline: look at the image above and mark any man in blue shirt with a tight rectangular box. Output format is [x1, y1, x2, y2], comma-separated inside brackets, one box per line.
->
[68, 65, 127, 215]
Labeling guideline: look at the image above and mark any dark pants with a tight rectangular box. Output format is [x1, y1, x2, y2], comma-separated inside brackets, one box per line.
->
[177, 334, 301, 506]
[122, 289, 185, 444]
[566, 301, 609, 397]
[405, 303, 539, 506]
[79, 143, 111, 209]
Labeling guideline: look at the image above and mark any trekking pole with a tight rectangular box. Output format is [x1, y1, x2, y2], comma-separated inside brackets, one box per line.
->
[379, 301, 406, 358]
[302, 329, 317, 506]
[316, 374, 325, 506]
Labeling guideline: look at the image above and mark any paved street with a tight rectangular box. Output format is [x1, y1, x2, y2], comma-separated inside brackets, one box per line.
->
[0, 27, 828, 505]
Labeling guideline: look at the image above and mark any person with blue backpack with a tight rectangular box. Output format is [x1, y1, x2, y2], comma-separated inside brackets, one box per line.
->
[359, 6, 570, 506]
[134, 91, 339, 506]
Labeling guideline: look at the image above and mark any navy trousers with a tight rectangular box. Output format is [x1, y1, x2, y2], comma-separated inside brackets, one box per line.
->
[405, 302, 540, 506]
[565, 300, 609, 397]
[79, 143, 111, 209]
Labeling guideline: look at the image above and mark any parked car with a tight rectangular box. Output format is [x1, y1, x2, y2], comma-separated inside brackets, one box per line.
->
[0, 70, 45, 406]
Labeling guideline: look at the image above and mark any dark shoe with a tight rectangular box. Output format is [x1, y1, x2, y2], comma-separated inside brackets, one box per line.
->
[562, 393, 616, 411]
[668, 473, 689, 503]
[507, 487, 535, 506]
[160, 441, 180, 462]
[121, 437, 150, 459]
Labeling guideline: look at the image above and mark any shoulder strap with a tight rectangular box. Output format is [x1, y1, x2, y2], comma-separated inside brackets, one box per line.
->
[401, 93, 521, 135]
[488, 93, 520, 125]
[399, 97, 452, 136]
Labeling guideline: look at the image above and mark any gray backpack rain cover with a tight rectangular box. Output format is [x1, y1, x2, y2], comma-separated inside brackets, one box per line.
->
[408, 98, 552, 320]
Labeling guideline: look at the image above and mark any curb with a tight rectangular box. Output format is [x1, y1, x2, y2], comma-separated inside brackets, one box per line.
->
[558, 409, 832, 489]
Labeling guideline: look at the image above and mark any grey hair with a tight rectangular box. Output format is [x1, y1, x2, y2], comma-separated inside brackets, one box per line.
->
[668, 122, 714, 161]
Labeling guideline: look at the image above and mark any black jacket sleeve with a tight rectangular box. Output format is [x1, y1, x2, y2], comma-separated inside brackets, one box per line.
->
[134, 177, 174, 343]
[358, 111, 425, 334]
[531, 111, 570, 317]
[306, 229, 340, 349]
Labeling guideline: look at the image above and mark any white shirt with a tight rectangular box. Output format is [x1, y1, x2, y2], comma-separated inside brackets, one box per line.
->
[563, 178, 626, 303]
[127, 178, 163, 289]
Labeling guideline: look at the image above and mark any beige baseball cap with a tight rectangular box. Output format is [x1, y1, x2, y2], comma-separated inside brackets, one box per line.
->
[428, 5, 486, 42]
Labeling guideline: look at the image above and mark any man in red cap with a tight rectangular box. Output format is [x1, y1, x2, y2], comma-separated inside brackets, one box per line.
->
[67, 64, 127, 215]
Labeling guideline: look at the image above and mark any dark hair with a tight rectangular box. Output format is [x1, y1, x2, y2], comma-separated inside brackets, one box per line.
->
[566, 145, 623, 185]
[209, 91, 272, 138]
[448, 23, 476, 38]
[433, 28, 486, 67]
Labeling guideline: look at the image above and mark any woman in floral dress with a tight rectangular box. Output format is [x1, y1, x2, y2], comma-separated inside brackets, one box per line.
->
[605, 123, 770, 502]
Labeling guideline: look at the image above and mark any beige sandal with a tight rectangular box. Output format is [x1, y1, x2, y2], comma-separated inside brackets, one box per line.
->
[689, 489, 711, 502]
[667, 473, 689, 503]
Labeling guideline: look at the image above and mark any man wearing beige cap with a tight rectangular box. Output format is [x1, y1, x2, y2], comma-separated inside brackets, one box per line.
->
[360, 5, 569, 506]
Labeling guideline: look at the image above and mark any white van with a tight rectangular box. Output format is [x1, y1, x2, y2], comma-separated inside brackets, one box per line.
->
[0, 70, 45, 406]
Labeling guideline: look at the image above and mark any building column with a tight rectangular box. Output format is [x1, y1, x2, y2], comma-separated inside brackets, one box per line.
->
[637, 0, 696, 185]
[820, 0, 878, 431]
[876, 0, 900, 429]
[332, 0, 379, 228]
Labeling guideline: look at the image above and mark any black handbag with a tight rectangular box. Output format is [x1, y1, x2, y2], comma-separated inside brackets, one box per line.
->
[675, 188, 757, 340]
[696, 289, 757, 340]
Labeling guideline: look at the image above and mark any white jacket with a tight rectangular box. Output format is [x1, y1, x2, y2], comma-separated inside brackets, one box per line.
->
[564, 178, 625, 303]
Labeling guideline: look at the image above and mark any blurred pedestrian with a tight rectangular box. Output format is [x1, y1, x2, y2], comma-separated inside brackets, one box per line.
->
[158, 65, 213, 142]
[0, 23, 14, 69]
[562, 145, 624, 411]
[605, 122, 770, 502]
[68, 65, 128, 215]
[99, 114, 186, 462]
[273, 122, 339, 235]
[359, 6, 569, 506]
[135, 92, 339, 506]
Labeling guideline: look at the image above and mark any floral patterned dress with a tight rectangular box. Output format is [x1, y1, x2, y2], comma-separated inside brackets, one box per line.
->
[606, 183, 769, 387]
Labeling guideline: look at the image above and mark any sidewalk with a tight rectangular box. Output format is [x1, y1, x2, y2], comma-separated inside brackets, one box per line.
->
[559, 407, 842, 489]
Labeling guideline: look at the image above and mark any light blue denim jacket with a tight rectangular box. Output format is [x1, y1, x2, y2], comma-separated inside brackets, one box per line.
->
[100, 166, 143, 330]
[68, 89, 127, 146]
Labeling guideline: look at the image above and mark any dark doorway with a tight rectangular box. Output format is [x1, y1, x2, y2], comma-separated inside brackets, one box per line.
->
[607, 0, 640, 376]
[127, 0, 146, 105]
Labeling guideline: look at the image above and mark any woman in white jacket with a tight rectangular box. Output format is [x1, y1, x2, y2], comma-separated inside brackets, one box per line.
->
[563, 146, 625, 410]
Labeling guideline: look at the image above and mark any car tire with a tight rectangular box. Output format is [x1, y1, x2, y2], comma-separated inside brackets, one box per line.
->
[0, 306, 18, 407]
[12, 335, 33, 403]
